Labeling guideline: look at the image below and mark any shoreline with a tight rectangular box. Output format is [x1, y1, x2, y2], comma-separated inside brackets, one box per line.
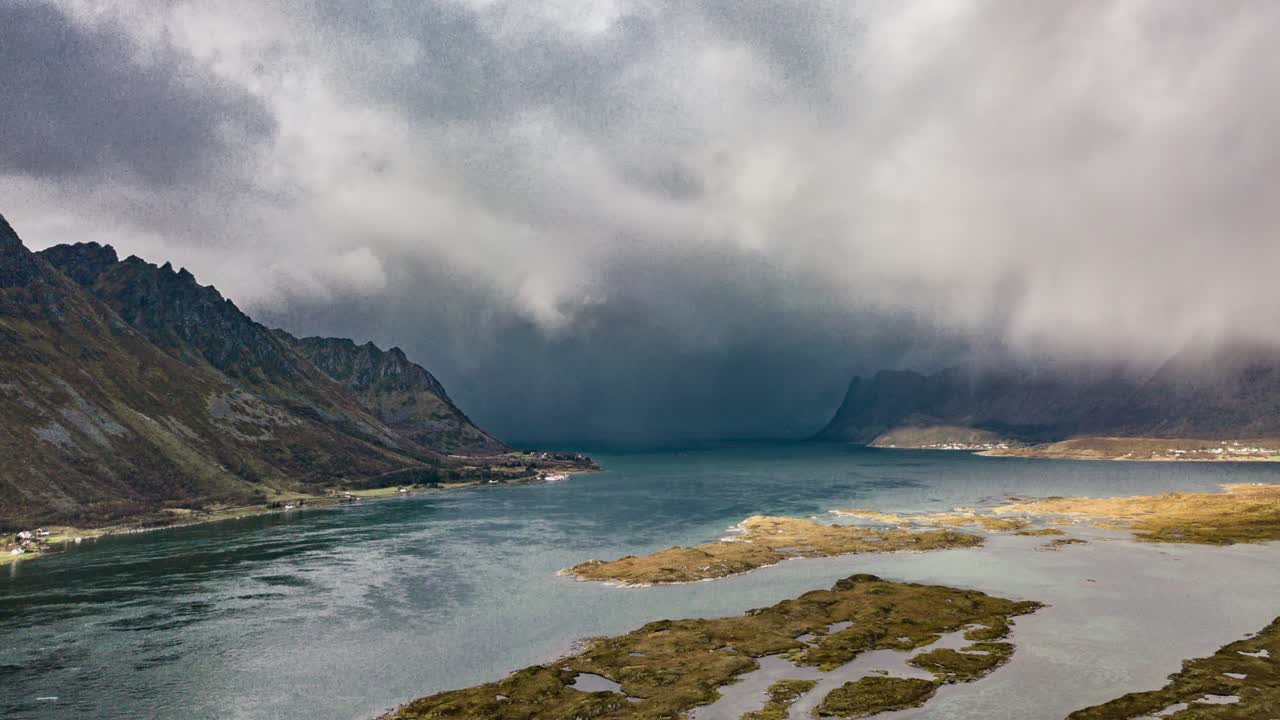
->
[852, 435, 1280, 462]
[975, 436, 1280, 462]
[2, 466, 601, 567]
[977, 449, 1280, 462]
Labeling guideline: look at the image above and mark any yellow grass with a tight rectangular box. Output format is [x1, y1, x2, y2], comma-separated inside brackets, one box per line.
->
[834, 509, 1030, 532]
[996, 484, 1280, 544]
[565, 516, 982, 585]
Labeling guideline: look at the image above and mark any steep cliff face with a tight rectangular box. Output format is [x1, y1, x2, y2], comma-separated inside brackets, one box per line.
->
[817, 351, 1280, 445]
[816, 371, 954, 444]
[287, 336, 507, 454]
[0, 215, 529, 529]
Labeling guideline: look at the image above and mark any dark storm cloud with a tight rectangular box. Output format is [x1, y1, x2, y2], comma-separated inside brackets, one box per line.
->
[0, 2, 274, 185]
[258, 241, 959, 445]
[10, 0, 1280, 444]
[312, 0, 657, 126]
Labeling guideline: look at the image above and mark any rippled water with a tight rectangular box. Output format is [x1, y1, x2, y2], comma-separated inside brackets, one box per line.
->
[3, 443, 1278, 720]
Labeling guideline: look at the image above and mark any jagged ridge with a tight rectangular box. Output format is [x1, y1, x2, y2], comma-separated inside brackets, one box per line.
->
[0, 214, 542, 529]
[285, 335, 507, 454]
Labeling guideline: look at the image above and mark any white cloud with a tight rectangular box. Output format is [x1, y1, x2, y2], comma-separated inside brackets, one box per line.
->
[9, 0, 1280, 439]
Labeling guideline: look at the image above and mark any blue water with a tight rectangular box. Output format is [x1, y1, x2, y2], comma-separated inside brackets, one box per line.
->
[3, 443, 1278, 720]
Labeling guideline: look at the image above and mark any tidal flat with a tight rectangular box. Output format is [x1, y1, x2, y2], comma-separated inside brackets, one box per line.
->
[386, 575, 1041, 719]
[1068, 614, 1279, 719]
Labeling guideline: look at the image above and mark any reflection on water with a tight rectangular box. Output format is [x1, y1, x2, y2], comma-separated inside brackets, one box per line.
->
[2, 443, 1279, 720]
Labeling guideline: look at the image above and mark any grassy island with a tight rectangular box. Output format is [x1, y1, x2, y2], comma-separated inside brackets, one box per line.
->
[831, 483, 1280, 547]
[741, 679, 818, 720]
[814, 676, 938, 717]
[386, 574, 1041, 720]
[1069, 615, 1280, 719]
[996, 483, 1280, 545]
[563, 516, 983, 586]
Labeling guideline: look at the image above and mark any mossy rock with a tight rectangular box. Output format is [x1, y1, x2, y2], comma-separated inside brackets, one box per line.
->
[741, 679, 819, 720]
[814, 676, 938, 718]
[907, 642, 1014, 682]
[391, 576, 1040, 719]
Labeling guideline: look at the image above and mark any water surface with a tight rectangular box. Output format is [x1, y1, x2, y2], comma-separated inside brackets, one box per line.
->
[3, 443, 1278, 719]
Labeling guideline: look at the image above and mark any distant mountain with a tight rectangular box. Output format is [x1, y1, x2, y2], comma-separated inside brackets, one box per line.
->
[0, 214, 562, 529]
[816, 346, 1280, 446]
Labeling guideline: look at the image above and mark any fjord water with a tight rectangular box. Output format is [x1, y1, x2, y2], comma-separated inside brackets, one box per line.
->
[3, 444, 1279, 720]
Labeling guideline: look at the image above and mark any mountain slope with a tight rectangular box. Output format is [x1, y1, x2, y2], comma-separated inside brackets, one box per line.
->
[40, 242, 421, 458]
[0, 214, 571, 530]
[284, 335, 506, 454]
[816, 348, 1280, 446]
[1, 216, 412, 528]
[815, 366, 1138, 444]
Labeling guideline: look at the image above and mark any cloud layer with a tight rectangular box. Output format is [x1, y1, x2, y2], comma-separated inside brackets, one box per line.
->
[6, 0, 1280, 443]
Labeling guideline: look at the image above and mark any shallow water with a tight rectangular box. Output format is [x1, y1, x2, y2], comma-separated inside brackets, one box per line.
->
[2, 443, 1278, 720]
[691, 627, 967, 719]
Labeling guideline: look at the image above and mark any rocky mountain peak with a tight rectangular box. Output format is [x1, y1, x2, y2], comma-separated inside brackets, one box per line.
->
[38, 242, 120, 287]
[0, 214, 45, 289]
[0, 213, 19, 248]
[37, 245, 309, 385]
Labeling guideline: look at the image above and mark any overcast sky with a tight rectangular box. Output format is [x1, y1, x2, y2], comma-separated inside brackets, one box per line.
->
[5, 0, 1280, 444]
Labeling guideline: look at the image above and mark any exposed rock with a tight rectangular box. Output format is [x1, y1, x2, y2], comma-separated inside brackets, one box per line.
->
[285, 335, 506, 454]
[38, 242, 119, 287]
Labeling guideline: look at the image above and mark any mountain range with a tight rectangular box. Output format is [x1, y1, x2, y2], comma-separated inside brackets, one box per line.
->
[816, 344, 1280, 451]
[0, 214, 584, 530]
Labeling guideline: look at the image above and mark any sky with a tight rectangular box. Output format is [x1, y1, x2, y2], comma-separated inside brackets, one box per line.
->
[5, 0, 1280, 445]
